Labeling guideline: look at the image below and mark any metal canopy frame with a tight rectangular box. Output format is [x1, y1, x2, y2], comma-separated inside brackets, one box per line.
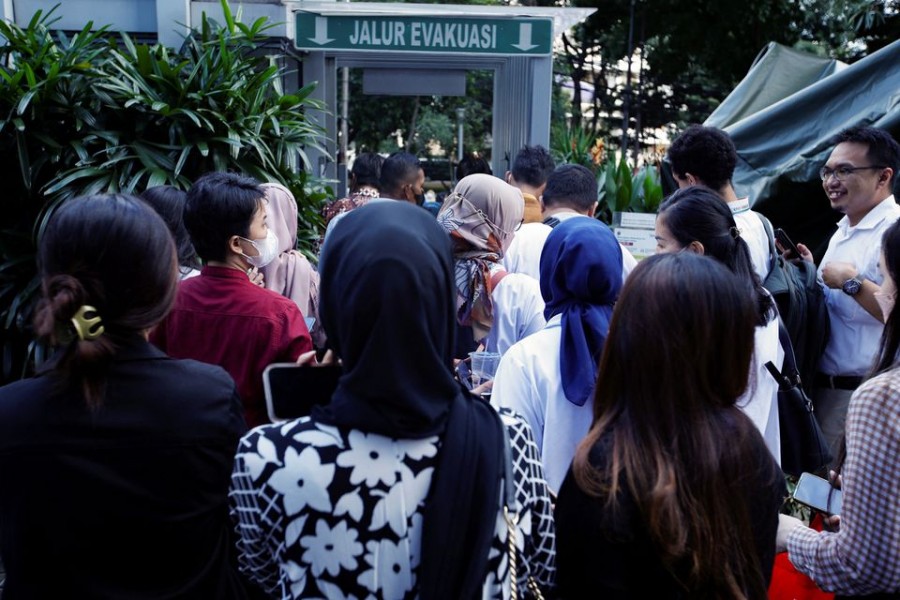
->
[284, 1, 595, 183]
[2, 1, 594, 183]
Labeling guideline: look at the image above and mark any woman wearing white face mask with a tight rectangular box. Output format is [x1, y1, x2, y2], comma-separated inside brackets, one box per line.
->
[151, 172, 313, 428]
[259, 182, 324, 347]
[776, 219, 900, 599]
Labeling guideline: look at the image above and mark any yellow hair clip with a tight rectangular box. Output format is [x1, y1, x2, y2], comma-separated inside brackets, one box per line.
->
[71, 305, 104, 341]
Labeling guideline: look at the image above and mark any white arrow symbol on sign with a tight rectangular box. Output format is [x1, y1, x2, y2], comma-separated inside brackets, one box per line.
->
[512, 23, 538, 52]
[308, 16, 334, 45]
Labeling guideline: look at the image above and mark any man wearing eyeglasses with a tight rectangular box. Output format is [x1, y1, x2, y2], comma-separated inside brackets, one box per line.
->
[794, 126, 900, 459]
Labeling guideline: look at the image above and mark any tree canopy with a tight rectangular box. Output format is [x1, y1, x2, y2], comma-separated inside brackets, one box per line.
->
[343, 0, 898, 162]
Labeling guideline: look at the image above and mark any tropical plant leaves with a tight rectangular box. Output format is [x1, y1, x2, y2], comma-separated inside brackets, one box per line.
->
[0, 3, 328, 382]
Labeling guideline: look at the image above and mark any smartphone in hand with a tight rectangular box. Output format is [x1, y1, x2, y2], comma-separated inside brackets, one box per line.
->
[263, 363, 341, 422]
[775, 227, 801, 259]
[456, 359, 474, 390]
[792, 472, 842, 515]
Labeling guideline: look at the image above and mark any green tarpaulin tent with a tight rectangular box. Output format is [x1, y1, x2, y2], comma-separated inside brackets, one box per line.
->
[703, 39, 900, 257]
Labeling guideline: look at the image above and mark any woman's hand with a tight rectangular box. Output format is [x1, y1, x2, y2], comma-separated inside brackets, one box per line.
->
[828, 469, 843, 489]
[776, 513, 805, 553]
[295, 349, 338, 366]
[471, 379, 493, 397]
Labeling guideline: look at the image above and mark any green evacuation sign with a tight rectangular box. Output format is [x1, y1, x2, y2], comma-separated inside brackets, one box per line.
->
[295, 13, 553, 56]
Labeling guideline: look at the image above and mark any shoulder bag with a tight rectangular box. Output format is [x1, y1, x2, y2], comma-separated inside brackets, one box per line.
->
[501, 422, 546, 600]
[765, 319, 832, 477]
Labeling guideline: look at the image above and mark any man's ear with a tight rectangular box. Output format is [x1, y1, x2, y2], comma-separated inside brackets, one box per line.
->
[878, 168, 894, 189]
[402, 183, 415, 204]
[687, 240, 705, 255]
[588, 201, 598, 217]
[228, 235, 244, 257]
[505, 171, 514, 185]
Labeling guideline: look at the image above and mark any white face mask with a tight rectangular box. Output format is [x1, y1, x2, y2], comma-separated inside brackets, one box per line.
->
[240, 229, 279, 268]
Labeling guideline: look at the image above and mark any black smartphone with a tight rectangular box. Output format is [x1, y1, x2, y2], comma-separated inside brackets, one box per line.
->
[792, 472, 842, 515]
[455, 359, 474, 390]
[775, 227, 801, 258]
[262, 363, 341, 422]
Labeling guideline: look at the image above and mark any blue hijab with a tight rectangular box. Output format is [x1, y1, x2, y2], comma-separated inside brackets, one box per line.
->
[540, 217, 623, 406]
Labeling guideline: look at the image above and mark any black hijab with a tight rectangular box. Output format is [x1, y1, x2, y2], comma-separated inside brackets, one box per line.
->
[316, 202, 505, 599]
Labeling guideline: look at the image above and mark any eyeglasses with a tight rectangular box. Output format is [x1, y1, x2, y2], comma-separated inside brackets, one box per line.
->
[819, 165, 886, 182]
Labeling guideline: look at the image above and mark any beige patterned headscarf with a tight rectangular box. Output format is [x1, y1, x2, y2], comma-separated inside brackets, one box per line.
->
[436, 174, 524, 342]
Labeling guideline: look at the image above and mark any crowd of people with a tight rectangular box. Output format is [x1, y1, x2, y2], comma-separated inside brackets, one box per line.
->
[0, 124, 898, 599]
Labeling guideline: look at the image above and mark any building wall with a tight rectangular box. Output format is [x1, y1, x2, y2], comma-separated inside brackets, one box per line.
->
[2, 0, 287, 48]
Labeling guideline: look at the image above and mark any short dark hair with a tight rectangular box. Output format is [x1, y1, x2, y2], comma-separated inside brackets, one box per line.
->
[667, 125, 737, 191]
[380, 151, 422, 198]
[352, 152, 384, 190]
[831, 126, 900, 187]
[542, 164, 598, 212]
[511, 145, 555, 188]
[184, 172, 264, 262]
[457, 154, 492, 180]
[34, 194, 178, 407]
[140, 185, 201, 272]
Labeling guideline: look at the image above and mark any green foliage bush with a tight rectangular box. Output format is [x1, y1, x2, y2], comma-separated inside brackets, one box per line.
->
[550, 123, 663, 224]
[0, 2, 328, 381]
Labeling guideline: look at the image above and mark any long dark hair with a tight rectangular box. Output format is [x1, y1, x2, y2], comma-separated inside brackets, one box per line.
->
[658, 185, 775, 326]
[871, 219, 900, 376]
[572, 253, 770, 598]
[140, 185, 201, 275]
[33, 194, 178, 408]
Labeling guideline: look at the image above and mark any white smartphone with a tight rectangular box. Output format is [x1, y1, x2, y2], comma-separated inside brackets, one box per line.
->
[793, 472, 842, 515]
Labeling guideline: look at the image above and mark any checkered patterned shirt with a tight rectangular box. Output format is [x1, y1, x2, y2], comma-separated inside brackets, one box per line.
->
[786, 368, 900, 595]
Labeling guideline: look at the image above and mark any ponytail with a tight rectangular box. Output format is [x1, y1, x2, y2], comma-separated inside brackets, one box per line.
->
[34, 194, 179, 410]
[34, 274, 116, 409]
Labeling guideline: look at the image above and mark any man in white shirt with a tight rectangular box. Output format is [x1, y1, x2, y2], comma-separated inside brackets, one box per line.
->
[503, 164, 637, 281]
[667, 125, 771, 281]
[794, 126, 900, 457]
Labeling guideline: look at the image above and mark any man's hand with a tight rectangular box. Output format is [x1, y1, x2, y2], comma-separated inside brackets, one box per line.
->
[794, 242, 815, 264]
[821, 261, 859, 289]
[247, 266, 265, 287]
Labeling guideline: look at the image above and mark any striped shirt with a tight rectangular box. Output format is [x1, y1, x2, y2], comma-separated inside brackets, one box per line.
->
[786, 368, 900, 595]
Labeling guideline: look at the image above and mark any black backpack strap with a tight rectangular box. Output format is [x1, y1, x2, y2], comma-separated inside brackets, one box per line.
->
[775, 317, 801, 380]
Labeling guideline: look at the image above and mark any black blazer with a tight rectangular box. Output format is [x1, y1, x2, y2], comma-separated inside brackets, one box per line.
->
[0, 336, 249, 599]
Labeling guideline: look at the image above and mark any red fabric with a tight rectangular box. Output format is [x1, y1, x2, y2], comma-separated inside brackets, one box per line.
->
[151, 266, 312, 427]
[489, 269, 508, 289]
[769, 514, 835, 600]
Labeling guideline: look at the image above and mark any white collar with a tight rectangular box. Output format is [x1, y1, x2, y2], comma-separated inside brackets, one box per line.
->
[727, 197, 751, 214]
[838, 194, 898, 233]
